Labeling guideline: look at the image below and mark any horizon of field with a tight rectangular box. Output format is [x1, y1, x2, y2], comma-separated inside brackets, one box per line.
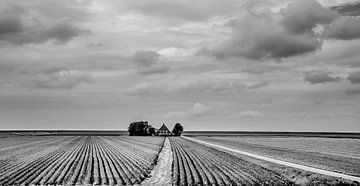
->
[1, 135, 360, 185]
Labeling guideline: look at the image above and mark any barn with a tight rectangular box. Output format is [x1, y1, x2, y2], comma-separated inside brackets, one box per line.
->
[157, 124, 173, 136]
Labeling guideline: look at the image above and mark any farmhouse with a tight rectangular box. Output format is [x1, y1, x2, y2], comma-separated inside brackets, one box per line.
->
[157, 124, 173, 136]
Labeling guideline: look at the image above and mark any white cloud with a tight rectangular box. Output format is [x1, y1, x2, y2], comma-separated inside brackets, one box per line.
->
[126, 75, 268, 96]
[239, 110, 264, 117]
[22, 70, 93, 89]
[165, 102, 228, 118]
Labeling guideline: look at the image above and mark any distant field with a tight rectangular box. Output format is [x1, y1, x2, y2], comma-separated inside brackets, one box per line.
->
[1, 133, 360, 185]
[195, 136, 360, 177]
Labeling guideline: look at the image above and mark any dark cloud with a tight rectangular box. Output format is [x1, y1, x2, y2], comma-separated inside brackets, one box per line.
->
[345, 87, 360, 95]
[133, 50, 160, 67]
[0, 16, 24, 36]
[213, 0, 330, 60]
[280, 0, 338, 34]
[133, 50, 169, 75]
[304, 70, 341, 84]
[212, 0, 360, 61]
[322, 16, 360, 40]
[332, 1, 360, 17]
[214, 16, 322, 60]
[0, 3, 89, 45]
[0, 4, 27, 36]
[347, 71, 360, 84]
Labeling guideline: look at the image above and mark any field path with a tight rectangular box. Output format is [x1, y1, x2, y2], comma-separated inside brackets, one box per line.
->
[141, 137, 173, 186]
[182, 136, 360, 182]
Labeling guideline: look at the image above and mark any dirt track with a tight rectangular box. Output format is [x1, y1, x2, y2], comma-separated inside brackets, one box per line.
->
[141, 137, 172, 185]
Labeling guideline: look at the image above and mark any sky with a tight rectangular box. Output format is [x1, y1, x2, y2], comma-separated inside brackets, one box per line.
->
[0, 0, 360, 131]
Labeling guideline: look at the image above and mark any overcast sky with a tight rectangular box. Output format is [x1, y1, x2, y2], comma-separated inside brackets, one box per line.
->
[1, 0, 360, 131]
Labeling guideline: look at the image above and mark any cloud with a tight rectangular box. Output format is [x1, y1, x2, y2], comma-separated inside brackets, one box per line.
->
[280, 0, 338, 34]
[0, 4, 27, 36]
[137, 65, 170, 75]
[239, 110, 264, 117]
[322, 16, 360, 40]
[16, 62, 67, 75]
[332, 1, 360, 17]
[133, 50, 160, 67]
[304, 70, 340, 84]
[212, 0, 360, 61]
[165, 103, 227, 118]
[127, 79, 246, 96]
[214, 0, 330, 60]
[248, 81, 269, 89]
[347, 71, 360, 84]
[345, 87, 360, 95]
[119, 0, 244, 22]
[132, 50, 169, 75]
[240, 65, 286, 74]
[23, 70, 93, 89]
[0, 3, 89, 45]
[127, 76, 268, 96]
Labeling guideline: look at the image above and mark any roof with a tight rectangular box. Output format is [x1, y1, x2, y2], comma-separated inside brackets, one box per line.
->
[158, 124, 171, 132]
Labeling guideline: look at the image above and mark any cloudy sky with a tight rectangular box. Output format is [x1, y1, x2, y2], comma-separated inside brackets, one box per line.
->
[1, 0, 360, 131]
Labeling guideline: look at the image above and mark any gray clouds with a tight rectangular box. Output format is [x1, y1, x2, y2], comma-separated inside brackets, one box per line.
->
[23, 70, 93, 89]
[138, 65, 170, 75]
[304, 70, 340, 84]
[118, 0, 244, 22]
[280, 0, 338, 34]
[16, 62, 67, 75]
[214, 0, 328, 60]
[348, 71, 360, 84]
[212, 0, 360, 61]
[127, 77, 268, 96]
[322, 17, 360, 40]
[0, 2, 89, 45]
[165, 103, 227, 118]
[346, 87, 360, 95]
[133, 50, 160, 67]
[132, 50, 169, 75]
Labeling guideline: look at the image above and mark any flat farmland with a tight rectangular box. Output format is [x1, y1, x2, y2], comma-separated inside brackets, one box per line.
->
[0, 136, 164, 185]
[170, 137, 291, 185]
[195, 136, 360, 177]
[1, 134, 360, 185]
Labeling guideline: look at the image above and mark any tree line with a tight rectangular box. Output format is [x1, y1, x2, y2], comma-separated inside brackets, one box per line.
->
[128, 121, 183, 136]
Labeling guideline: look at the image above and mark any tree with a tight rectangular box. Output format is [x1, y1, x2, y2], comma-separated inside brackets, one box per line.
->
[172, 123, 184, 136]
[128, 121, 153, 136]
[148, 127, 156, 136]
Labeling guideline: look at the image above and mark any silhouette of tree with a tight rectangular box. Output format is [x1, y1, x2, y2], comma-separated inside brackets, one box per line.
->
[172, 123, 184, 136]
[128, 121, 153, 136]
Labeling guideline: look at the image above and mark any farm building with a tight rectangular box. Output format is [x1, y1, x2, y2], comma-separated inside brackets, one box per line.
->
[157, 124, 173, 136]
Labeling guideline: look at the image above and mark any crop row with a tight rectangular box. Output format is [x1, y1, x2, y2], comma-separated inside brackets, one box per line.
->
[170, 137, 291, 186]
[0, 136, 164, 185]
[196, 136, 360, 177]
